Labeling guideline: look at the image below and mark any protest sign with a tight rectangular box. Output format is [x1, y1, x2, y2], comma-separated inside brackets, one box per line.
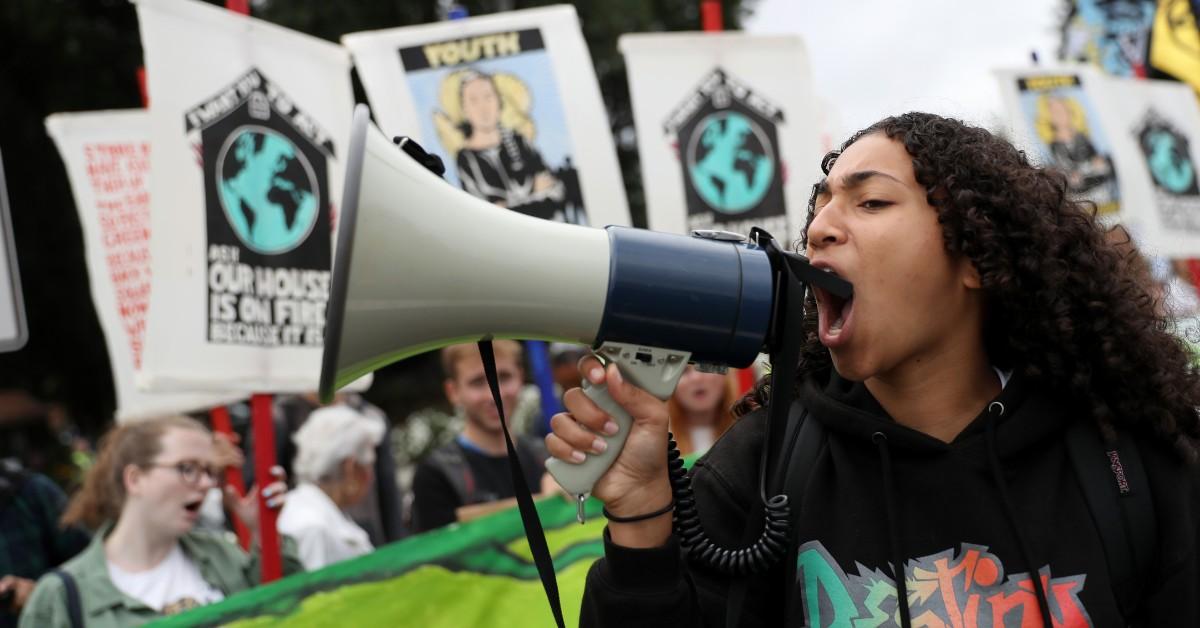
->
[343, 6, 628, 227]
[620, 33, 822, 238]
[46, 110, 240, 419]
[135, 0, 355, 392]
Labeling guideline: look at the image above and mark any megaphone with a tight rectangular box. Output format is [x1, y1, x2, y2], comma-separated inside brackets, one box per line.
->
[320, 104, 851, 503]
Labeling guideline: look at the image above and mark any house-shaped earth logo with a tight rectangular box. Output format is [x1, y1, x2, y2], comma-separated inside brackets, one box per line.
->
[665, 68, 785, 219]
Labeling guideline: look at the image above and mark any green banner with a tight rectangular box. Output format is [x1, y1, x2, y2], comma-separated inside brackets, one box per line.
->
[152, 495, 609, 627]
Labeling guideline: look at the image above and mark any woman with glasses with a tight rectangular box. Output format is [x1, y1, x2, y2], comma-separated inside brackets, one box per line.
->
[19, 415, 300, 627]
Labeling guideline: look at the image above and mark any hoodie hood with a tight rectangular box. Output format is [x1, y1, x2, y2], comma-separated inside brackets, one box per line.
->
[797, 367, 1074, 459]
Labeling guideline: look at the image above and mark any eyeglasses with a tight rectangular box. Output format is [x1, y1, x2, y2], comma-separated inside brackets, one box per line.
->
[146, 460, 219, 485]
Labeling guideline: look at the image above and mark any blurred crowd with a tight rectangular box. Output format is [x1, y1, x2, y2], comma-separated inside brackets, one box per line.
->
[0, 339, 745, 625]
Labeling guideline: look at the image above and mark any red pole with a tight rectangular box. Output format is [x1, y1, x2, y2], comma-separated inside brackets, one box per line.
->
[209, 406, 251, 550]
[701, 0, 723, 32]
[736, 368, 756, 395]
[251, 393, 282, 582]
[136, 67, 148, 108]
[217, 0, 279, 580]
[1186, 259, 1200, 293]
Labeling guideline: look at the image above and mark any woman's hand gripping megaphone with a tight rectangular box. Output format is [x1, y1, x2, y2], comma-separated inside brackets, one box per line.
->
[545, 348, 680, 544]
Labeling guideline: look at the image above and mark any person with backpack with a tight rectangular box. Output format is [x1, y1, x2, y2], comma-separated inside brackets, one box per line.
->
[546, 113, 1200, 627]
[410, 341, 549, 533]
[18, 415, 301, 627]
[0, 459, 89, 628]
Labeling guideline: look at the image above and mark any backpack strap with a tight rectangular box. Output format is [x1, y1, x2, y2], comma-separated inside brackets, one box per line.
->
[426, 441, 475, 506]
[780, 401, 823, 625]
[1065, 421, 1156, 621]
[51, 569, 84, 628]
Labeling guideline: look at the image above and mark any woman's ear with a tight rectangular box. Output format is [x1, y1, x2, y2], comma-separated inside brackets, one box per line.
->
[123, 464, 144, 497]
[961, 258, 982, 290]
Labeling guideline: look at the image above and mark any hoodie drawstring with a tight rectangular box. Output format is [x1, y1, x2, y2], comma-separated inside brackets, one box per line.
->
[871, 431, 913, 628]
[984, 401, 1054, 628]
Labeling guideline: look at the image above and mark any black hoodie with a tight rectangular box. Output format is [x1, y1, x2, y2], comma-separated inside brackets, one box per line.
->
[579, 370, 1200, 627]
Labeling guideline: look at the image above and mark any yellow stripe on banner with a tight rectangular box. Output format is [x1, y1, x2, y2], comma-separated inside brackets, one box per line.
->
[1151, 0, 1200, 93]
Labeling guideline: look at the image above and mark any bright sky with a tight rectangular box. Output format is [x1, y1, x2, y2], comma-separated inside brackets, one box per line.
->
[744, 0, 1063, 140]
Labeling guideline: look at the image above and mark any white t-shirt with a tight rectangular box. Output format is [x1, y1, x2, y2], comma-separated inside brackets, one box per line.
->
[107, 544, 224, 615]
[689, 425, 716, 454]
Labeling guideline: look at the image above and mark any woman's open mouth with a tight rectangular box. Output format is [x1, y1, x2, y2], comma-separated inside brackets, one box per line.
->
[813, 283, 855, 348]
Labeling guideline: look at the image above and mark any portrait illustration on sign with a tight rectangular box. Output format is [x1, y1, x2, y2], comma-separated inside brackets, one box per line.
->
[400, 29, 585, 224]
[1017, 74, 1120, 216]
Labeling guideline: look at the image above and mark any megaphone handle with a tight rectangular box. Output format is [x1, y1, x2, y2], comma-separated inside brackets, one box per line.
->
[545, 343, 691, 521]
[545, 380, 635, 498]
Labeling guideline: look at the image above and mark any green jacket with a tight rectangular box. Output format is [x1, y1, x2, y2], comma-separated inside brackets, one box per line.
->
[18, 525, 302, 628]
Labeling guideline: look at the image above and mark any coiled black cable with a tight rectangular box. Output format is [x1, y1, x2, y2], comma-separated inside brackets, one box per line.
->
[667, 432, 792, 576]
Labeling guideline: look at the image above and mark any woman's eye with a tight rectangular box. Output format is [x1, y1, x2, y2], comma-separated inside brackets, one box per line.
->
[861, 199, 891, 210]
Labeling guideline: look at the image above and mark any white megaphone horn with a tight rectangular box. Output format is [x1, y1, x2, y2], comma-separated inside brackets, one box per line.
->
[319, 104, 851, 503]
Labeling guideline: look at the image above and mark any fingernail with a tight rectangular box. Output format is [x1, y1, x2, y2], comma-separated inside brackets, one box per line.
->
[591, 438, 607, 454]
[608, 366, 623, 385]
[602, 420, 619, 435]
[570, 450, 586, 463]
[589, 367, 603, 383]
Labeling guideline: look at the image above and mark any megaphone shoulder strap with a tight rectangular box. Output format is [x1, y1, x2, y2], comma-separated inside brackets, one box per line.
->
[477, 339, 566, 628]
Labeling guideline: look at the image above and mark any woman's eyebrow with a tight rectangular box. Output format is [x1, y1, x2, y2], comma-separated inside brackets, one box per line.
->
[814, 170, 902, 199]
[813, 179, 830, 198]
[841, 170, 902, 189]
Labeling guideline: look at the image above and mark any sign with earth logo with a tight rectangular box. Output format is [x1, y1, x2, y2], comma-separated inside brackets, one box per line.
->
[190, 68, 334, 349]
[620, 33, 821, 238]
[1058, 72, 1200, 258]
[1134, 108, 1200, 231]
[135, 0, 354, 392]
[666, 68, 786, 236]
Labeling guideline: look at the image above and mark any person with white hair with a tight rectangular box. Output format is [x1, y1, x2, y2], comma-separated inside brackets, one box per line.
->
[277, 405, 384, 571]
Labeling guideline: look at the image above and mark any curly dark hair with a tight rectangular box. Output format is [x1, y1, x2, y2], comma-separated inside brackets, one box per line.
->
[737, 112, 1200, 461]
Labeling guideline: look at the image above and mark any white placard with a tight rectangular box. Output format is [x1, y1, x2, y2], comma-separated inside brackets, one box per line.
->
[343, 5, 629, 228]
[45, 110, 241, 420]
[994, 67, 1133, 226]
[135, 0, 356, 393]
[1096, 75, 1200, 259]
[620, 33, 823, 239]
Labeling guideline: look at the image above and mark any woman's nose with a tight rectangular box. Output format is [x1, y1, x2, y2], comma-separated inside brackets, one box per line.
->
[806, 207, 846, 249]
